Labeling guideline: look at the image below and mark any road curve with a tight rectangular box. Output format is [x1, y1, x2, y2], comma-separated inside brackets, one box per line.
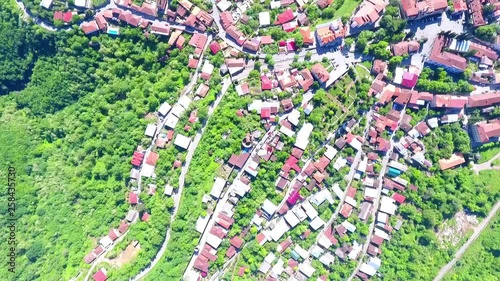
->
[433, 201, 500, 281]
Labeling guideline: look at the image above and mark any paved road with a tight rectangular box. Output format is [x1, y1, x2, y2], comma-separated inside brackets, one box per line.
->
[132, 77, 231, 281]
[433, 201, 500, 281]
[472, 152, 500, 174]
[183, 123, 277, 280]
[347, 103, 407, 281]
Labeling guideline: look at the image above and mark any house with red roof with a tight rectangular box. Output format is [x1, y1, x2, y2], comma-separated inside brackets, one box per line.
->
[129, 192, 138, 204]
[209, 41, 221, 54]
[427, 36, 466, 73]
[287, 189, 304, 205]
[230, 236, 244, 249]
[141, 212, 150, 221]
[392, 193, 406, 204]
[276, 9, 295, 24]
[311, 63, 330, 84]
[261, 76, 273, 90]
[93, 269, 108, 281]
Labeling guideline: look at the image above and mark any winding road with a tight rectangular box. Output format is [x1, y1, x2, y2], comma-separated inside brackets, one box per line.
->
[432, 201, 500, 281]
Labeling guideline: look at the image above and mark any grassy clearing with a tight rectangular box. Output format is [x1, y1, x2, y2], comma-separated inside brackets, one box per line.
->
[334, 0, 362, 18]
[476, 143, 500, 163]
[443, 214, 500, 281]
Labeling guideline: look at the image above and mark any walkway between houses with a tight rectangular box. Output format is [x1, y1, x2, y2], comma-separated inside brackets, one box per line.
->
[472, 152, 500, 174]
[433, 201, 500, 281]
[132, 77, 232, 281]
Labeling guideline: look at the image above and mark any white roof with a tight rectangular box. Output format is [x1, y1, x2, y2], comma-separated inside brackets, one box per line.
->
[332, 183, 344, 199]
[264, 252, 276, 264]
[374, 228, 390, 240]
[130, 168, 140, 179]
[178, 96, 192, 109]
[235, 84, 246, 96]
[195, 216, 209, 233]
[40, 0, 53, 8]
[310, 245, 324, 258]
[251, 214, 263, 227]
[158, 102, 172, 116]
[393, 67, 404, 84]
[348, 240, 362, 260]
[301, 201, 318, 219]
[304, 103, 314, 115]
[206, 233, 223, 249]
[164, 113, 179, 129]
[141, 164, 155, 178]
[270, 219, 290, 241]
[345, 196, 357, 207]
[333, 157, 347, 170]
[294, 245, 309, 259]
[360, 263, 377, 276]
[364, 187, 378, 198]
[280, 125, 295, 137]
[164, 184, 174, 196]
[259, 261, 271, 273]
[99, 236, 113, 248]
[259, 12, 271, 26]
[171, 103, 185, 117]
[284, 211, 301, 227]
[324, 145, 338, 160]
[377, 212, 389, 224]
[288, 109, 301, 126]
[174, 134, 191, 150]
[262, 199, 278, 217]
[201, 60, 214, 75]
[309, 216, 325, 230]
[393, 176, 408, 186]
[341, 220, 356, 232]
[319, 252, 335, 266]
[368, 257, 381, 270]
[311, 188, 333, 206]
[427, 117, 439, 128]
[210, 177, 226, 198]
[270, 1, 281, 9]
[126, 209, 138, 222]
[298, 263, 315, 277]
[357, 157, 368, 173]
[292, 207, 308, 221]
[388, 160, 408, 172]
[295, 123, 314, 150]
[379, 196, 397, 215]
[348, 137, 362, 151]
[74, 0, 87, 8]
[245, 158, 259, 177]
[232, 179, 250, 197]
[145, 124, 157, 137]
[217, 0, 231, 11]
[270, 258, 285, 278]
[318, 234, 333, 249]
[363, 177, 375, 187]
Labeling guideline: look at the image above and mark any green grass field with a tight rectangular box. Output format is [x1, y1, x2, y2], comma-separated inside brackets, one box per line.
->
[476, 143, 500, 163]
[334, 0, 362, 18]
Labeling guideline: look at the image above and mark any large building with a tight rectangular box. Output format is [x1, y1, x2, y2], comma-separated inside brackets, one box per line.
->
[400, 0, 448, 19]
[315, 19, 345, 47]
[351, 0, 387, 28]
[470, 119, 500, 143]
[426, 36, 467, 73]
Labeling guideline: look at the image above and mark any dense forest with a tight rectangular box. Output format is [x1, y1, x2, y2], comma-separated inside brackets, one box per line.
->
[0, 0, 195, 279]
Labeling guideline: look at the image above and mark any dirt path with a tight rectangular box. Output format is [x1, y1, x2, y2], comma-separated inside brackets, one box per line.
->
[433, 201, 500, 281]
[472, 152, 500, 174]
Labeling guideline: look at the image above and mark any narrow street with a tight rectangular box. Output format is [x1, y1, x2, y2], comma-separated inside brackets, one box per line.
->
[433, 201, 500, 281]
[347, 104, 407, 281]
[183, 124, 277, 279]
[132, 77, 231, 281]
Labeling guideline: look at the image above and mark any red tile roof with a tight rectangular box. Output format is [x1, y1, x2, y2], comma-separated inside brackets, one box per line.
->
[230, 236, 244, 248]
[392, 193, 406, 204]
[93, 269, 108, 281]
[146, 151, 159, 166]
[276, 9, 295, 24]
[129, 192, 138, 204]
[189, 33, 208, 49]
[142, 212, 150, 221]
[311, 63, 329, 83]
[209, 41, 221, 54]
[428, 36, 467, 72]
